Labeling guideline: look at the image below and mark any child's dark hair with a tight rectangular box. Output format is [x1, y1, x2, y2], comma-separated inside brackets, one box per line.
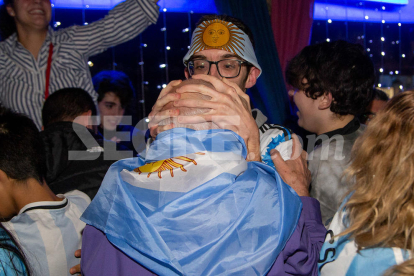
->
[0, 106, 46, 184]
[93, 71, 135, 109]
[286, 40, 375, 116]
[42, 88, 96, 127]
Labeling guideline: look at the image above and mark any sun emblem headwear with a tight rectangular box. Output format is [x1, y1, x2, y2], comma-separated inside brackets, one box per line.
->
[183, 19, 262, 77]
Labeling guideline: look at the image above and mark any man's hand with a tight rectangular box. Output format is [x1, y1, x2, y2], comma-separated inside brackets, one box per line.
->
[173, 74, 261, 161]
[69, 249, 82, 275]
[271, 134, 311, 197]
[148, 80, 182, 138]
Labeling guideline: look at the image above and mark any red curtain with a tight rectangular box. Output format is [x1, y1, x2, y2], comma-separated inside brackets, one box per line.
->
[271, 0, 315, 84]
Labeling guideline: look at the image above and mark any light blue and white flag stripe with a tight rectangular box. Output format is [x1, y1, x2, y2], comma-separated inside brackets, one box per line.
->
[82, 128, 302, 276]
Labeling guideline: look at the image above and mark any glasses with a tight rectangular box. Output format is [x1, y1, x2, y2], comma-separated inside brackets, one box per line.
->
[187, 59, 248, 78]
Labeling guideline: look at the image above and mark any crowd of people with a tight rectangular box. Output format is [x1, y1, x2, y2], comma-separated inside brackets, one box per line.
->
[0, 0, 413, 275]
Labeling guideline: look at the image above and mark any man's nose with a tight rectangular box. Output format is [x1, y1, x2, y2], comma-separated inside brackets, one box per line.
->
[209, 63, 220, 78]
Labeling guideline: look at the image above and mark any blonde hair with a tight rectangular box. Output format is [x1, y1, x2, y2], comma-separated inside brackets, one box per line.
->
[339, 91, 414, 275]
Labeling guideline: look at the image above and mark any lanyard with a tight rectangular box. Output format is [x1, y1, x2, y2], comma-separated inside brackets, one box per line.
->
[45, 42, 54, 100]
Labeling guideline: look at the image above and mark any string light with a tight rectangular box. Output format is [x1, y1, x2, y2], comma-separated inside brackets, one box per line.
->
[159, 64, 166, 68]
[379, 68, 384, 73]
[326, 38, 330, 42]
[378, 84, 382, 87]
[162, 84, 167, 88]
[402, 54, 406, 58]
[400, 85, 404, 90]
[88, 61, 94, 67]
[367, 48, 370, 52]
[395, 71, 399, 75]
[182, 28, 189, 33]
[328, 19, 332, 23]
[381, 20, 385, 24]
[145, 118, 150, 123]
[157, 85, 161, 89]
[382, 6, 385, 10]
[365, 15, 369, 20]
[163, 8, 167, 12]
[166, 46, 171, 50]
[381, 52, 385, 56]
[161, 27, 166, 31]
[398, 23, 402, 26]
[381, 37, 385, 42]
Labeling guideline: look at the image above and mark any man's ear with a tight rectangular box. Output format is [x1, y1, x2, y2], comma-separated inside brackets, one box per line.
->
[244, 67, 260, 89]
[6, 5, 16, 17]
[318, 92, 333, 110]
[184, 68, 190, 80]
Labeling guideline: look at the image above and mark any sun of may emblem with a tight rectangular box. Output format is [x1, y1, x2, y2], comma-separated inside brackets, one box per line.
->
[134, 152, 206, 179]
[192, 19, 245, 55]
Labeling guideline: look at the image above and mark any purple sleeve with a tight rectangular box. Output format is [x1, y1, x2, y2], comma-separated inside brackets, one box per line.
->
[267, 197, 326, 276]
[81, 225, 156, 276]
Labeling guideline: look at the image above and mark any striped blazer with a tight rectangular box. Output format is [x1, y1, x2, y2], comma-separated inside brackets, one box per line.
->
[0, 0, 159, 129]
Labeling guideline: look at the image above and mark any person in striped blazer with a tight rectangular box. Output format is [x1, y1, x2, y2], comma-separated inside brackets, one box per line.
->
[0, 0, 159, 130]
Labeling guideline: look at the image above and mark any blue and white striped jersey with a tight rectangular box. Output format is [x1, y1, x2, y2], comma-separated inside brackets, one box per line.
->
[0, 0, 159, 129]
[2, 190, 91, 276]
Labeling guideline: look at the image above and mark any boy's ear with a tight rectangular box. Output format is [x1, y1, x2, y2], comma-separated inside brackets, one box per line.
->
[0, 169, 9, 184]
[318, 92, 333, 110]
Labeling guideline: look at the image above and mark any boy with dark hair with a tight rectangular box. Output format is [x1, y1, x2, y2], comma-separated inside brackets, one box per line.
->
[0, 106, 90, 275]
[93, 70, 144, 154]
[41, 88, 120, 199]
[286, 40, 375, 224]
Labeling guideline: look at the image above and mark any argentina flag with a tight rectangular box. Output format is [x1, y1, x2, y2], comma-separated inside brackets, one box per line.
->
[81, 128, 302, 276]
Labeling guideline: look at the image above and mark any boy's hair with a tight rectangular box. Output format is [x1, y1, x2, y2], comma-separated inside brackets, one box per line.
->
[196, 15, 255, 49]
[93, 71, 135, 109]
[0, 106, 46, 184]
[286, 40, 375, 116]
[42, 88, 96, 127]
[373, 88, 389, 102]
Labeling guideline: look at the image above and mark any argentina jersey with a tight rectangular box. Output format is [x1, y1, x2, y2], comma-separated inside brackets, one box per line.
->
[2, 190, 90, 276]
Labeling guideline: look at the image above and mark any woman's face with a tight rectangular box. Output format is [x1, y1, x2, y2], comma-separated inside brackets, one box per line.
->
[7, 0, 52, 32]
[98, 92, 125, 131]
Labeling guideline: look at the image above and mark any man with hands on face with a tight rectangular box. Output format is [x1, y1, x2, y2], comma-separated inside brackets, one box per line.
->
[148, 15, 293, 165]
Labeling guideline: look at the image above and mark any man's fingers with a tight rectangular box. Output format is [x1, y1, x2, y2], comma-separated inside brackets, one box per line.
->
[74, 249, 81, 258]
[270, 149, 286, 170]
[148, 93, 181, 120]
[290, 134, 303, 160]
[175, 83, 222, 98]
[150, 123, 174, 138]
[148, 108, 179, 129]
[174, 98, 219, 109]
[69, 264, 81, 275]
[158, 80, 182, 99]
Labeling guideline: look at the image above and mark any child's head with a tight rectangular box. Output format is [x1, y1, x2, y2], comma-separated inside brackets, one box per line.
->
[286, 40, 375, 132]
[0, 107, 46, 218]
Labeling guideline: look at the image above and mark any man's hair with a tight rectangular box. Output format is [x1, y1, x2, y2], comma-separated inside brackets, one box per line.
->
[0, 106, 46, 184]
[196, 15, 255, 49]
[93, 71, 135, 109]
[0, 0, 17, 40]
[286, 40, 375, 116]
[42, 88, 96, 127]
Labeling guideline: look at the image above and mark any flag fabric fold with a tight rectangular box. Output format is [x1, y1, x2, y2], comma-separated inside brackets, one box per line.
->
[82, 128, 302, 276]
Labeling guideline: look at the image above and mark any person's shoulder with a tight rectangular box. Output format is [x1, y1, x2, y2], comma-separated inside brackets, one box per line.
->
[64, 190, 91, 209]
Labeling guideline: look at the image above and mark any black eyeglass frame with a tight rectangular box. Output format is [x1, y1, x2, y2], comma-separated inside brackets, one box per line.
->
[186, 59, 250, 79]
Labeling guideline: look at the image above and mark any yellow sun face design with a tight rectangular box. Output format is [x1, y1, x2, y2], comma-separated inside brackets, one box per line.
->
[192, 19, 246, 56]
[133, 152, 205, 179]
[203, 23, 230, 46]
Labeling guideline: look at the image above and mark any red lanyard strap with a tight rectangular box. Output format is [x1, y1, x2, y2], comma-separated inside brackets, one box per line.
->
[45, 42, 54, 100]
